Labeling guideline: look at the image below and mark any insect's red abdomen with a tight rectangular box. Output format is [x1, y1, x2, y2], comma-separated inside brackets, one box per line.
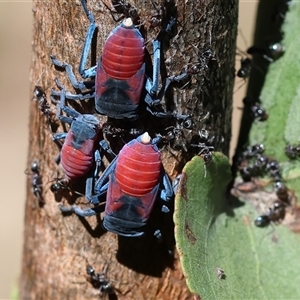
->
[101, 21, 145, 79]
[115, 141, 161, 197]
[61, 137, 94, 180]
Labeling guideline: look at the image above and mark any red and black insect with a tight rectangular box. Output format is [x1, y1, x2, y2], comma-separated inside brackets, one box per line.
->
[50, 0, 190, 124]
[25, 160, 44, 205]
[56, 116, 100, 181]
[51, 87, 104, 198]
[59, 132, 173, 237]
[94, 17, 146, 119]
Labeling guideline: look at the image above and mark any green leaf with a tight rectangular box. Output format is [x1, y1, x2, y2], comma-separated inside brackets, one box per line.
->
[174, 153, 300, 299]
[249, 1, 300, 163]
[248, 0, 300, 216]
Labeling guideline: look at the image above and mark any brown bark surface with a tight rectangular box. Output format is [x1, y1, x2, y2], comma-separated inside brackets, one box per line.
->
[20, 0, 238, 299]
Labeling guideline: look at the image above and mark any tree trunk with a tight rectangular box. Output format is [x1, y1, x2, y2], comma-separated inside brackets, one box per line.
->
[20, 0, 238, 299]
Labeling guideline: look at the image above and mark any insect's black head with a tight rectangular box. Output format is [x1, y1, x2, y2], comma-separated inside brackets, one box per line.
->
[31, 160, 40, 173]
[254, 215, 269, 227]
[50, 183, 61, 193]
[33, 86, 46, 101]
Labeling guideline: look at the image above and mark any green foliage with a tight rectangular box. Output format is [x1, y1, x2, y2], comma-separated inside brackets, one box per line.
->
[249, 1, 300, 198]
[250, 2, 300, 160]
[174, 154, 300, 299]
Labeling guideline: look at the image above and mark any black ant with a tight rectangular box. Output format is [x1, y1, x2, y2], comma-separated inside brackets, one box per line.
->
[237, 56, 252, 79]
[149, 0, 165, 30]
[239, 165, 259, 182]
[237, 144, 283, 183]
[161, 117, 193, 152]
[33, 85, 58, 130]
[274, 181, 290, 204]
[242, 97, 268, 122]
[33, 86, 55, 120]
[148, 0, 178, 41]
[234, 48, 253, 93]
[235, 43, 253, 80]
[49, 173, 68, 194]
[254, 200, 286, 227]
[247, 42, 285, 63]
[235, 42, 284, 92]
[285, 144, 300, 159]
[190, 129, 215, 165]
[237, 143, 291, 228]
[102, 0, 140, 25]
[238, 153, 268, 182]
[49, 173, 87, 197]
[25, 160, 44, 205]
[237, 143, 264, 168]
[242, 143, 265, 159]
[86, 264, 116, 297]
[265, 159, 281, 179]
[163, 125, 188, 152]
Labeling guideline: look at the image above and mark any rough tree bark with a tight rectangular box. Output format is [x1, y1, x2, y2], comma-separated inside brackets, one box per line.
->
[20, 0, 237, 299]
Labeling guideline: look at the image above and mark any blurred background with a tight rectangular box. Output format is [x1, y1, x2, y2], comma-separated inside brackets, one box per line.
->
[0, 1, 257, 298]
[0, 1, 32, 298]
